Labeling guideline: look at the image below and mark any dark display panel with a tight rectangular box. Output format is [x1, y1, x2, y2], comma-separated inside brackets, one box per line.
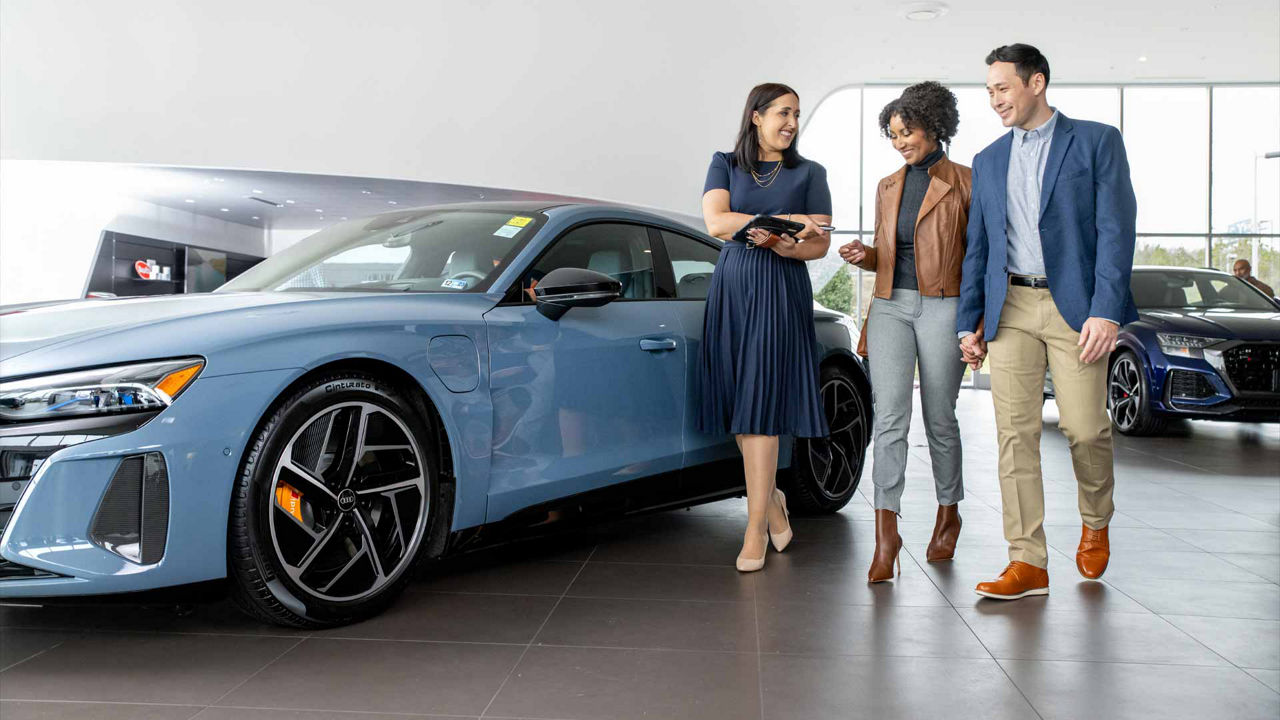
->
[85, 232, 262, 298]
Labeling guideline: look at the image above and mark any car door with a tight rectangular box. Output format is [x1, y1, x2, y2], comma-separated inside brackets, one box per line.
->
[651, 229, 741, 469]
[483, 222, 686, 521]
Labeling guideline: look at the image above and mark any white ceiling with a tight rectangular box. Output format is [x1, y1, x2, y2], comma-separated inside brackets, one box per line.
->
[110, 165, 589, 230]
[2, 0, 1277, 216]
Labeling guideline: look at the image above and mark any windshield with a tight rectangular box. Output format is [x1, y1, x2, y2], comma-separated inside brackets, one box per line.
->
[1131, 270, 1278, 311]
[218, 208, 546, 293]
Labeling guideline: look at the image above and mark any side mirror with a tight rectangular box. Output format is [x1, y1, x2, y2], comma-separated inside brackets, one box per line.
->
[534, 267, 622, 320]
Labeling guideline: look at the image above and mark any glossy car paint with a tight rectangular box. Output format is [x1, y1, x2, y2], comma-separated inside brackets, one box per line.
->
[1117, 269, 1280, 421]
[0, 203, 864, 597]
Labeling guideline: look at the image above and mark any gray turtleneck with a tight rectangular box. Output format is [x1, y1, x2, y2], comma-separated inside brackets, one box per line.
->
[893, 147, 945, 291]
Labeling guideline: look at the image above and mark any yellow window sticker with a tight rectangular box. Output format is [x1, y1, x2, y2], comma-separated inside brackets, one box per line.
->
[506, 216, 533, 227]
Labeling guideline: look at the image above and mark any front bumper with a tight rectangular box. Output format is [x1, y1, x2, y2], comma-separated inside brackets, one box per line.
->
[1151, 344, 1280, 423]
[0, 369, 298, 597]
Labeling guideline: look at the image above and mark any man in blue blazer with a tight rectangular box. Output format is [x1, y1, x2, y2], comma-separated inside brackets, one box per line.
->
[956, 44, 1137, 600]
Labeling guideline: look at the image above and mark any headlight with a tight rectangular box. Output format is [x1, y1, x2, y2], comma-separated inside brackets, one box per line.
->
[0, 358, 204, 423]
[1157, 334, 1224, 358]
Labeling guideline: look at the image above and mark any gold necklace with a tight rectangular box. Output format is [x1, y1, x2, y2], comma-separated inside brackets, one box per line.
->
[750, 160, 783, 188]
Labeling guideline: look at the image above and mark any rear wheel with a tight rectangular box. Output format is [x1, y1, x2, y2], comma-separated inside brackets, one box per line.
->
[1108, 351, 1167, 436]
[779, 363, 871, 514]
[229, 373, 439, 628]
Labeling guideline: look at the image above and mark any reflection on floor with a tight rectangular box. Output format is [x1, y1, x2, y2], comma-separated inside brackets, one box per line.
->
[1, 389, 1278, 720]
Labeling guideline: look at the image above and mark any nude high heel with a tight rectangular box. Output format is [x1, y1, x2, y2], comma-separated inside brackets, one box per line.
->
[736, 529, 769, 572]
[769, 489, 793, 552]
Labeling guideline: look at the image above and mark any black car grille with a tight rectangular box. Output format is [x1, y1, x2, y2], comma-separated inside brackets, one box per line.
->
[1168, 370, 1216, 400]
[1224, 344, 1280, 393]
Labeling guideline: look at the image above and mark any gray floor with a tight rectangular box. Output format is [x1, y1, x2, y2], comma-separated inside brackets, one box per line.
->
[1, 389, 1278, 720]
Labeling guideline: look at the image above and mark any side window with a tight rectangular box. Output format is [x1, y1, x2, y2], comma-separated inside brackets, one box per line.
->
[523, 223, 655, 302]
[661, 230, 720, 299]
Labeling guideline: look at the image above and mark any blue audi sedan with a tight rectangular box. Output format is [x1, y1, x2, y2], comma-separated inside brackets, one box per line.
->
[1108, 266, 1280, 434]
[0, 202, 871, 626]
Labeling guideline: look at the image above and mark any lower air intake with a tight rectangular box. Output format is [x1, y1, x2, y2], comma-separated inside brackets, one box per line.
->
[89, 452, 169, 564]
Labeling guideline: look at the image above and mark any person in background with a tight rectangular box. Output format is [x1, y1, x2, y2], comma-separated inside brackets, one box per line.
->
[838, 81, 972, 583]
[699, 82, 832, 572]
[1233, 259, 1275, 297]
[958, 43, 1138, 600]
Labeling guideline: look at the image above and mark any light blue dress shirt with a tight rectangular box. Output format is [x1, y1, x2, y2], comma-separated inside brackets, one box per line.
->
[1005, 110, 1059, 276]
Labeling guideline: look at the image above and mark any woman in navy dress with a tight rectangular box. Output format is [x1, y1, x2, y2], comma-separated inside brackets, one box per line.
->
[698, 82, 832, 572]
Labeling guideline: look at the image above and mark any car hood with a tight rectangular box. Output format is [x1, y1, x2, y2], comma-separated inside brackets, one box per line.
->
[0, 291, 499, 378]
[1138, 307, 1280, 341]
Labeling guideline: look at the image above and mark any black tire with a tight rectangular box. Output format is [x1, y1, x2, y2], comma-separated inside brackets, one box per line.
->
[1108, 350, 1167, 436]
[228, 372, 440, 628]
[779, 363, 871, 514]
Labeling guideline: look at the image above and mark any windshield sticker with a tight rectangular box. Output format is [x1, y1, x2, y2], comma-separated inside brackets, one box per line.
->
[442, 278, 469, 290]
[493, 224, 522, 238]
[506, 216, 534, 227]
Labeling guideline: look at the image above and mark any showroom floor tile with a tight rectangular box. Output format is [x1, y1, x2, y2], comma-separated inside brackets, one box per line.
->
[0, 390, 1276, 719]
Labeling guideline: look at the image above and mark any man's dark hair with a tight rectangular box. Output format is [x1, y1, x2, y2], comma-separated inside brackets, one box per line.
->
[985, 44, 1051, 87]
[878, 81, 960, 146]
[733, 82, 804, 173]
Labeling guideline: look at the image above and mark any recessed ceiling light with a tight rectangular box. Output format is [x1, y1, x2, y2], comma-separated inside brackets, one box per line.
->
[184, 199, 195, 203]
[360, 190, 372, 194]
[213, 177, 225, 182]
[252, 189, 263, 194]
[901, 2, 947, 21]
[1137, 55, 1148, 62]
[220, 208, 230, 212]
[340, 216, 348, 220]
[252, 216, 260, 220]
[314, 209, 323, 213]
[285, 199, 295, 204]
[319, 217, 325, 220]
[387, 200, 397, 205]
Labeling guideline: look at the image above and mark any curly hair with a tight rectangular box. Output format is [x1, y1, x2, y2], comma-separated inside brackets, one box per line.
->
[878, 81, 960, 146]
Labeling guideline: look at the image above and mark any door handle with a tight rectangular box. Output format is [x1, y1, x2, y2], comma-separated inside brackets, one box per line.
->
[639, 338, 678, 352]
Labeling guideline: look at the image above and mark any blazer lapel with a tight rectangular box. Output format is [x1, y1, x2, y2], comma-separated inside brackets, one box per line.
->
[1039, 114, 1075, 221]
[990, 131, 1013, 232]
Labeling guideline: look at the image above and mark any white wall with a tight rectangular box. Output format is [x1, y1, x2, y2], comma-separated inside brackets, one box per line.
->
[3, 1, 1276, 218]
[0, 160, 265, 305]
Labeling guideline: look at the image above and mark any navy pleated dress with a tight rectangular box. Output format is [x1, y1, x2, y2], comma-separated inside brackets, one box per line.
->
[695, 151, 831, 438]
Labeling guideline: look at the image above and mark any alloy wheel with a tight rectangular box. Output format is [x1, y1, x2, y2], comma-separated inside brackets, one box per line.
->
[1109, 357, 1141, 432]
[808, 375, 868, 500]
[267, 401, 428, 602]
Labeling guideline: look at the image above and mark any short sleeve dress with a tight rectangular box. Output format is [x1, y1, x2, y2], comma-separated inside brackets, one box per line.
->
[695, 151, 832, 438]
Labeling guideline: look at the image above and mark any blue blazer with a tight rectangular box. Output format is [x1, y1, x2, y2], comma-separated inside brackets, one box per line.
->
[957, 112, 1138, 340]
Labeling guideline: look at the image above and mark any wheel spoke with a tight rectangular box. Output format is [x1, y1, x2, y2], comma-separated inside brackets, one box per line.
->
[296, 519, 343, 574]
[319, 546, 368, 594]
[280, 460, 339, 503]
[354, 508, 387, 581]
[356, 477, 423, 496]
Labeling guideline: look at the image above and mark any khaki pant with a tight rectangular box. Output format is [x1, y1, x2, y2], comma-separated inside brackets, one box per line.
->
[987, 284, 1115, 569]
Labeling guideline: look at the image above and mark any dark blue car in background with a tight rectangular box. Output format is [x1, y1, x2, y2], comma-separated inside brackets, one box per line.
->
[1108, 266, 1280, 434]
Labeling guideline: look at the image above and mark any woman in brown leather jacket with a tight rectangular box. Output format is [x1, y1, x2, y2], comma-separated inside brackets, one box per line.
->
[838, 82, 975, 582]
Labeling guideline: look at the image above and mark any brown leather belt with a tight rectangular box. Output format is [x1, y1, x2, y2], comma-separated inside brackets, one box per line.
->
[1009, 274, 1050, 289]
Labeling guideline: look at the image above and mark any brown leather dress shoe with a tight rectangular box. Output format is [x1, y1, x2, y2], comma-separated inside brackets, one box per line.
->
[1077, 524, 1110, 579]
[974, 561, 1049, 600]
[868, 509, 902, 583]
[926, 504, 962, 562]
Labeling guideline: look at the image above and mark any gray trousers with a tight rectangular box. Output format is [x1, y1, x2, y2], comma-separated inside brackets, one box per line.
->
[866, 290, 966, 513]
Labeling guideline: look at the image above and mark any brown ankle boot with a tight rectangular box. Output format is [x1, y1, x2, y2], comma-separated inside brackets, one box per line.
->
[868, 509, 902, 583]
[926, 504, 962, 562]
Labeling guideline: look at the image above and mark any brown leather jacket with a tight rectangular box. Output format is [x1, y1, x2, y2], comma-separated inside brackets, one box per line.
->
[855, 154, 973, 356]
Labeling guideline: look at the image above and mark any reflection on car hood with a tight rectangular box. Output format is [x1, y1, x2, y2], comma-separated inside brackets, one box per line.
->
[1139, 307, 1280, 342]
[0, 291, 498, 376]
